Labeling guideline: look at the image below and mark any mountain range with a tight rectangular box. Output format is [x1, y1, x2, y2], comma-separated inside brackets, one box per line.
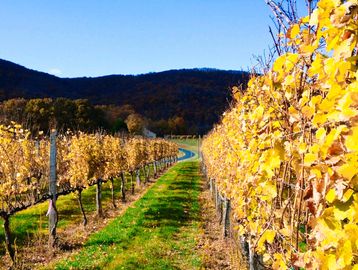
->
[0, 59, 250, 134]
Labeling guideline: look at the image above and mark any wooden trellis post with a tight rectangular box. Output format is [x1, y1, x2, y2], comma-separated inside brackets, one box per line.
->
[120, 172, 126, 202]
[222, 198, 231, 237]
[96, 179, 103, 217]
[48, 130, 58, 248]
[136, 169, 141, 186]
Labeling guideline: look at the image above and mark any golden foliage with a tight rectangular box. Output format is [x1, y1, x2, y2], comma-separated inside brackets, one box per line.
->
[202, 0, 358, 268]
[0, 125, 178, 214]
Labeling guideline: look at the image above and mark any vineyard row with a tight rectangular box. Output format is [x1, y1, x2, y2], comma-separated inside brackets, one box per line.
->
[201, 0, 357, 269]
[0, 123, 178, 262]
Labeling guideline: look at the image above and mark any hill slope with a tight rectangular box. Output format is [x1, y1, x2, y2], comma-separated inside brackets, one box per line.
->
[0, 59, 249, 133]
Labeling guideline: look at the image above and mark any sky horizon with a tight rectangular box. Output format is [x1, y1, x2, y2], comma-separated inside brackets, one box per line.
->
[1, 1, 308, 78]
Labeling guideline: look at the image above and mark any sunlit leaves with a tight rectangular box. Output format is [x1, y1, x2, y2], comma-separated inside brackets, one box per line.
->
[0, 125, 178, 214]
[202, 0, 358, 268]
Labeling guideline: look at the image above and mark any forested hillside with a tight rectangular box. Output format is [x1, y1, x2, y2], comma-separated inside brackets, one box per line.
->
[0, 59, 250, 134]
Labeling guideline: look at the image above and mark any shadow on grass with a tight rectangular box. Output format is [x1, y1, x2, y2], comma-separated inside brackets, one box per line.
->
[142, 163, 201, 232]
[52, 161, 203, 270]
[0, 177, 125, 256]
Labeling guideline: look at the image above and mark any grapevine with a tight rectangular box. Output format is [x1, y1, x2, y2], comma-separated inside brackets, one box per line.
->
[202, 0, 358, 269]
[0, 124, 178, 262]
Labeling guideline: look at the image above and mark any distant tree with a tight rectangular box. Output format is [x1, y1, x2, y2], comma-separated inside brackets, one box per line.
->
[95, 104, 134, 132]
[0, 98, 27, 124]
[112, 117, 128, 133]
[74, 99, 108, 131]
[0, 97, 110, 134]
[53, 98, 77, 131]
[125, 113, 145, 135]
[168, 116, 186, 134]
[116, 104, 136, 120]
[149, 119, 171, 136]
[25, 98, 54, 132]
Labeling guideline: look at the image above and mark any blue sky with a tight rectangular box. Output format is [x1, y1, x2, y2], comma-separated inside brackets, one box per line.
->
[0, 1, 307, 78]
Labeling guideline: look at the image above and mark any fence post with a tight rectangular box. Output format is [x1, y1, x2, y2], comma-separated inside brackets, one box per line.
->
[136, 169, 141, 185]
[153, 161, 157, 177]
[214, 181, 219, 211]
[240, 236, 250, 259]
[33, 140, 40, 203]
[209, 178, 213, 194]
[146, 165, 150, 181]
[120, 172, 126, 202]
[218, 193, 223, 224]
[48, 130, 58, 248]
[96, 179, 103, 217]
[223, 198, 231, 237]
[249, 242, 255, 270]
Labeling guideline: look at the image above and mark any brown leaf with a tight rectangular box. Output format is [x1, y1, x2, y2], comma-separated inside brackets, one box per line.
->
[342, 30, 353, 40]
[304, 185, 313, 200]
[292, 253, 305, 268]
[328, 140, 345, 156]
[306, 199, 317, 215]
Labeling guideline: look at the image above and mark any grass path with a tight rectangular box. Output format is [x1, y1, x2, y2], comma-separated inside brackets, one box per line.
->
[50, 161, 202, 270]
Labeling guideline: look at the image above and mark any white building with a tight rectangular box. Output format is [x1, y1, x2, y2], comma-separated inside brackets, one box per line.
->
[143, 127, 156, 138]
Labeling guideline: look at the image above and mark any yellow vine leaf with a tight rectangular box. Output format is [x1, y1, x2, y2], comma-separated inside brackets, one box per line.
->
[279, 227, 291, 237]
[337, 163, 358, 181]
[290, 24, 300, 38]
[326, 189, 336, 203]
[298, 142, 307, 154]
[308, 54, 324, 77]
[324, 254, 338, 270]
[312, 113, 327, 128]
[257, 230, 276, 252]
[341, 189, 354, 203]
[302, 105, 315, 118]
[304, 153, 317, 166]
[263, 253, 271, 263]
[272, 253, 287, 270]
[345, 126, 358, 152]
[336, 240, 353, 268]
[316, 127, 326, 141]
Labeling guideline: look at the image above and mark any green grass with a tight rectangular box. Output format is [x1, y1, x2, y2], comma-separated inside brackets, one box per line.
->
[50, 161, 202, 270]
[0, 168, 151, 256]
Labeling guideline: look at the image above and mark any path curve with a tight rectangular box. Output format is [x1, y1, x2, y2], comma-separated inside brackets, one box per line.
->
[178, 148, 195, 161]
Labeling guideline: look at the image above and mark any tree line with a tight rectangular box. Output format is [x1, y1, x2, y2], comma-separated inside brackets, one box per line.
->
[0, 98, 188, 136]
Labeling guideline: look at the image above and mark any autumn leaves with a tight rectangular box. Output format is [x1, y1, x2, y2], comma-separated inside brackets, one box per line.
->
[202, 0, 357, 268]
